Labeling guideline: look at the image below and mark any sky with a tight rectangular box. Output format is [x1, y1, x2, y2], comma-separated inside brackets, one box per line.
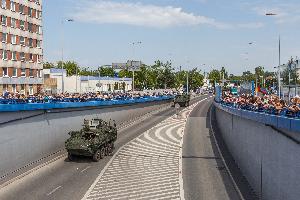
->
[43, 0, 300, 75]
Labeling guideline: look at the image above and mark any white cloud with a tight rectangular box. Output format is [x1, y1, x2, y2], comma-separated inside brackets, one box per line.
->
[71, 0, 230, 29]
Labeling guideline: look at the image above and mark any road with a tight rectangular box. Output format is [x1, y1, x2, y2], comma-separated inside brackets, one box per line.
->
[182, 98, 241, 200]
[0, 96, 208, 200]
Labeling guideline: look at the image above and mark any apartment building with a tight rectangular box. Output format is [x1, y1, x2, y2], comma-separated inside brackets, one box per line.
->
[0, 0, 43, 95]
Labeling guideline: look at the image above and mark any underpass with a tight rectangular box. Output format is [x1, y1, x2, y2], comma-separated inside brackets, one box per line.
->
[0, 96, 207, 199]
[0, 95, 255, 200]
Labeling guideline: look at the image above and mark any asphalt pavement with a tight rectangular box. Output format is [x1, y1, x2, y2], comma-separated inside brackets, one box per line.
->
[182, 98, 250, 200]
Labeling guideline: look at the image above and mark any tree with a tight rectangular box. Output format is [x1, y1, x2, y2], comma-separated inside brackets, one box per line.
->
[79, 67, 92, 76]
[157, 61, 175, 89]
[281, 65, 298, 86]
[97, 66, 115, 77]
[188, 68, 204, 90]
[64, 61, 80, 76]
[43, 62, 55, 69]
[254, 66, 265, 86]
[208, 69, 221, 86]
[220, 67, 228, 80]
[241, 71, 255, 82]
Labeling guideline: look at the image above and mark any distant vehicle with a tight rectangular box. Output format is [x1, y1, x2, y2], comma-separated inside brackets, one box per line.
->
[174, 93, 191, 107]
[65, 118, 117, 162]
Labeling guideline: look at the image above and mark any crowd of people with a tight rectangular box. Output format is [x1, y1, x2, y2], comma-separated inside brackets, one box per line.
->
[0, 90, 176, 104]
[221, 91, 300, 117]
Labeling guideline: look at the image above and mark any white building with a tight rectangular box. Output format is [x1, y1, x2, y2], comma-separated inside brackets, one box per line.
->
[43, 68, 132, 94]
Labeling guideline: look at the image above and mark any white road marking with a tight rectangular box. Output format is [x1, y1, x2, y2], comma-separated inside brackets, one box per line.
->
[46, 185, 62, 196]
[81, 166, 91, 173]
[82, 97, 211, 200]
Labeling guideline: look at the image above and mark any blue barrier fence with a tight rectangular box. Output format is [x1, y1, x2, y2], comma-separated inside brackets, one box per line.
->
[214, 101, 300, 133]
[0, 96, 174, 112]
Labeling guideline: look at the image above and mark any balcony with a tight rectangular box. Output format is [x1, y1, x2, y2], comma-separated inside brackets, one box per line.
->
[0, 77, 43, 84]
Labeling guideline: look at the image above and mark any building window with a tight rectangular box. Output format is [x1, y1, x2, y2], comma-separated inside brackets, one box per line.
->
[29, 53, 33, 61]
[20, 20, 25, 30]
[1, 0, 6, 9]
[19, 4, 24, 14]
[36, 10, 41, 19]
[37, 40, 41, 48]
[20, 52, 25, 61]
[1, 15, 7, 26]
[11, 18, 16, 28]
[2, 68, 8, 77]
[20, 36, 25, 46]
[2, 50, 8, 60]
[21, 84, 25, 93]
[3, 84, 8, 92]
[11, 35, 17, 44]
[29, 38, 33, 47]
[37, 54, 42, 63]
[29, 69, 33, 77]
[12, 84, 16, 93]
[10, 1, 16, 12]
[12, 68, 17, 77]
[29, 85, 33, 95]
[12, 51, 17, 60]
[36, 25, 42, 34]
[28, 8, 32, 17]
[39, 70, 43, 78]
[28, 23, 32, 32]
[21, 68, 26, 77]
[2, 33, 7, 43]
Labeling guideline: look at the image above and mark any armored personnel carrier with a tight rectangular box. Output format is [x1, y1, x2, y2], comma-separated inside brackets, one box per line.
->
[174, 93, 191, 107]
[65, 118, 117, 162]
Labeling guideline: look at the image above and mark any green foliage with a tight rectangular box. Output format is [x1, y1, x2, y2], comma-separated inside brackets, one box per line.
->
[97, 66, 115, 77]
[43, 60, 205, 90]
[43, 62, 55, 69]
[241, 71, 255, 82]
[208, 69, 221, 85]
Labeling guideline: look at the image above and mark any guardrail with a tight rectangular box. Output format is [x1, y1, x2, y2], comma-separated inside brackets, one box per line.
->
[0, 96, 174, 112]
[214, 101, 300, 133]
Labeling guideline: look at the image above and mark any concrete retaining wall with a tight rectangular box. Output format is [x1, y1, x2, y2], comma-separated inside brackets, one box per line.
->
[214, 104, 300, 200]
[0, 100, 170, 179]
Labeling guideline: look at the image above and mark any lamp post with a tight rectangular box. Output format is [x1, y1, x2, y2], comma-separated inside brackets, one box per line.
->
[61, 19, 74, 93]
[265, 13, 281, 97]
[131, 41, 142, 92]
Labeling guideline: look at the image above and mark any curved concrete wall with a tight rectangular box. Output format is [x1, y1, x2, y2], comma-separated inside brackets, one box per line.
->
[214, 103, 300, 200]
[0, 100, 171, 179]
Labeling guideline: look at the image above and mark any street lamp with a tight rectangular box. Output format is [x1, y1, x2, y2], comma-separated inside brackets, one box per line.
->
[265, 13, 281, 97]
[131, 41, 142, 92]
[61, 19, 74, 93]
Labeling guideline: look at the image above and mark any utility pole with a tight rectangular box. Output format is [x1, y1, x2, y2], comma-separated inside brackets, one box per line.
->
[278, 36, 281, 98]
[61, 19, 74, 93]
[131, 41, 142, 92]
[186, 71, 189, 94]
[75, 66, 78, 93]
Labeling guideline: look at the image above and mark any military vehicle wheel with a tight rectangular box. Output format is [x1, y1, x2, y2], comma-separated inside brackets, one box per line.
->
[106, 143, 114, 155]
[68, 153, 74, 161]
[93, 149, 102, 162]
[100, 146, 106, 159]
